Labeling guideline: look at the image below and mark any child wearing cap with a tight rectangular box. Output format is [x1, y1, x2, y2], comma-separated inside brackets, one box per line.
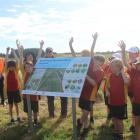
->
[106, 59, 130, 140]
[45, 47, 68, 118]
[119, 42, 140, 140]
[5, 47, 22, 124]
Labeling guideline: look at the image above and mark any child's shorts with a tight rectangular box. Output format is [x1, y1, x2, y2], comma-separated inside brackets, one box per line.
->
[23, 98, 39, 113]
[133, 103, 140, 116]
[7, 90, 21, 104]
[79, 98, 94, 111]
[109, 104, 127, 120]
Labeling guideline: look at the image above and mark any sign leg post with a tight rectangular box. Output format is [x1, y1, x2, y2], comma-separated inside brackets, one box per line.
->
[72, 98, 77, 140]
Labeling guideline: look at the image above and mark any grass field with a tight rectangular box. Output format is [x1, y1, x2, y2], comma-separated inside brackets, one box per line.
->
[0, 94, 135, 140]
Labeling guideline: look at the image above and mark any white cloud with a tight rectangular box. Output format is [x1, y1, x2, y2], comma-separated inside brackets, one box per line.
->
[1, 0, 140, 53]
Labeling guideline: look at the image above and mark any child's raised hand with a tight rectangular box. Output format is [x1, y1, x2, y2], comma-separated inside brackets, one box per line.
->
[11, 48, 15, 52]
[7, 47, 10, 53]
[118, 40, 126, 51]
[39, 40, 44, 47]
[16, 39, 20, 46]
[69, 37, 74, 46]
[92, 32, 98, 40]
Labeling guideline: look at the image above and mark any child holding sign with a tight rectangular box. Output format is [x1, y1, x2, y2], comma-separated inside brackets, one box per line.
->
[23, 61, 39, 126]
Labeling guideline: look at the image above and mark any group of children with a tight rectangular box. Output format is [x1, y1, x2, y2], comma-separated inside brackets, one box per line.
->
[0, 34, 140, 140]
[69, 35, 140, 140]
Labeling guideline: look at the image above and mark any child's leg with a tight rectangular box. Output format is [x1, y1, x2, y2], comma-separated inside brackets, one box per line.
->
[9, 104, 13, 119]
[14, 103, 20, 118]
[81, 110, 90, 125]
[90, 107, 94, 123]
[116, 119, 124, 135]
[112, 118, 118, 133]
[33, 112, 38, 124]
[135, 116, 140, 140]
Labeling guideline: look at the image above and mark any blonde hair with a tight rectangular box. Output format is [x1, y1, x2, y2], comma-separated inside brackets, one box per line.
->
[81, 50, 90, 57]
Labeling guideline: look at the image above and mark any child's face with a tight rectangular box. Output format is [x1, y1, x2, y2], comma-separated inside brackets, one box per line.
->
[93, 59, 103, 70]
[129, 52, 139, 63]
[25, 64, 33, 73]
[46, 51, 54, 58]
[27, 54, 34, 62]
[110, 62, 121, 74]
[8, 66, 16, 71]
[136, 63, 140, 71]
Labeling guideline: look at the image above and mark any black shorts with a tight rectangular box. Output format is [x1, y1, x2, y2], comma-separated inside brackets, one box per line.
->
[23, 98, 39, 113]
[109, 104, 127, 120]
[103, 92, 109, 106]
[79, 98, 94, 111]
[133, 103, 140, 116]
[7, 90, 21, 104]
[128, 91, 133, 98]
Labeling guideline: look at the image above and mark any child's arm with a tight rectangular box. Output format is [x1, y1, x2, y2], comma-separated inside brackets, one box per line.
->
[37, 40, 44, 60]
[90, 32, 98, 57]
[69, 37, 76, 57]
[5, 47, 10, 70]
[11, 48, 19, 62]
[121, 68, 130, 84]
[118, 41, 132, 70]
[86, 75, 97, 86]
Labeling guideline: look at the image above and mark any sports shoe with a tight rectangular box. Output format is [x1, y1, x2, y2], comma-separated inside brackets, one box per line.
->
[80, 128, 89, 137]
[129, 125, 135, 133]
[77, 119, 82, 136]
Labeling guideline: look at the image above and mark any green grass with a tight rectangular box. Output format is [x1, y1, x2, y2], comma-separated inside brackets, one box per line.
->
[0, 96, 135, 140]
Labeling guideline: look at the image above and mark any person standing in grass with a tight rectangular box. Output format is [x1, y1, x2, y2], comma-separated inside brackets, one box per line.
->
[23, 61, 39, 126]
[5, 47, 22, 124]
[126, 46, 139, 133]
[105, 58, 130, 140]
[69, 33, 105, 137]
[44, 47, 68, 118]
[101, 53, 122, 126]
[119, 41, 140, 140]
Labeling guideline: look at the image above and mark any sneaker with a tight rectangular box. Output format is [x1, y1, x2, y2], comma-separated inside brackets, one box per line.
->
[129, 125, 135, 133]
[10, 118, 15, 124]
[77, 119, 82, 136]
[80, 128, 89, 137]
[60, 114, 67, 119]
[90, 116, 94, 124]
[17, 117, 22, 123]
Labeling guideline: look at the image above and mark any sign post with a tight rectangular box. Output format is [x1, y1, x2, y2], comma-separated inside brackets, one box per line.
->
[72, 98, 77, 140]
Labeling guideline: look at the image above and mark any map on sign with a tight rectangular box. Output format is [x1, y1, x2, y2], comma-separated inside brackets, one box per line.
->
[23, 57, 91, 98]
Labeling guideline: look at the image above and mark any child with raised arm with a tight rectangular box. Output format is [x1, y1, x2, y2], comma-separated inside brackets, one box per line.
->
[119, 42, 140, 140]
[5, 47, 21, 124]
[106, 59, 130, 140]
[69, 34, 105, 137]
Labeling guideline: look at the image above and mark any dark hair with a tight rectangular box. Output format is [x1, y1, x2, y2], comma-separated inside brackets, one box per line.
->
[94, 55, 105, 63]
[24, 52, 36, 65]
[7, 60, 16, 68]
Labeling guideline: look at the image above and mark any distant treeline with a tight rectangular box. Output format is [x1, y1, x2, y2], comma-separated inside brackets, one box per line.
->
[0, 48, 120, 58]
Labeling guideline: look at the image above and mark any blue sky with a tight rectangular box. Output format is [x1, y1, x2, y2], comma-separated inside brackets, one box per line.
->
[0, 0, 140, 54]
